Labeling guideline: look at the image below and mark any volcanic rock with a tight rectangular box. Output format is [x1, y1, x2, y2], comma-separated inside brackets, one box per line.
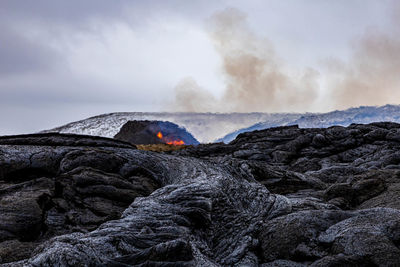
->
[1, 123, 400, 266]
[114, 120, 199, 145]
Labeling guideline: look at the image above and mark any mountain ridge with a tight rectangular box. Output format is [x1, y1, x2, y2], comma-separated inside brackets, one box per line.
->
[219, 104, 400, 143]
[41, 105, 400, 143]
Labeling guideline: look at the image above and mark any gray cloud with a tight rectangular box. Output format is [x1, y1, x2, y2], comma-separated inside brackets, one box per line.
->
[0, 0, 129, 22]
[0, 0, 218, 25]
[0, 0, 398, 136]
[0, 25, 61, 75]
[0, 0, 169, 135]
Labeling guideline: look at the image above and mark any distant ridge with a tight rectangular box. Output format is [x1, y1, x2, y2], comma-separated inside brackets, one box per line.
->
[42, 105, 400, 143]
[42, 112, 299, 143]
[219, 104, 400, 143]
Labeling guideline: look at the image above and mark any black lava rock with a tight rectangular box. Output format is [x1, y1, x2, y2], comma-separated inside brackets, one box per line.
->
[2, 123, 400, 266]
[114, 120, 199, 145]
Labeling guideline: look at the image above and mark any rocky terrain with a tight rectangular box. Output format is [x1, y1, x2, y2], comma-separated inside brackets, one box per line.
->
[2, 122, 400, 266]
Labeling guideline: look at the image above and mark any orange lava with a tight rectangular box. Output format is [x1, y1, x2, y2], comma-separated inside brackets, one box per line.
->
[156, 131, 185, 145]
[167, 140, 185, 146]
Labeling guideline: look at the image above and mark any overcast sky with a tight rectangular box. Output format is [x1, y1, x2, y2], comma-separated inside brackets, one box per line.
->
[0, 0, 398, 135]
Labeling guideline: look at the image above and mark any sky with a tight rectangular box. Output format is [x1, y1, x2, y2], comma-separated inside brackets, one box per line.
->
[0, 0, 399, 135]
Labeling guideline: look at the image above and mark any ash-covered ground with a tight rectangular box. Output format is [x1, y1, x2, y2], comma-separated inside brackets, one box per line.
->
[2, 122, 400, 266]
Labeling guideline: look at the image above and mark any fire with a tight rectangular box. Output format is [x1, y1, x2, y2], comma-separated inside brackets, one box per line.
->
[167, 140, 185, 146]
[156, 131, 185, 146]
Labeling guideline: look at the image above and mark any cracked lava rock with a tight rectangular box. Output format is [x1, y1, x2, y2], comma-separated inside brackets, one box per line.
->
[1, 123, 400, 266]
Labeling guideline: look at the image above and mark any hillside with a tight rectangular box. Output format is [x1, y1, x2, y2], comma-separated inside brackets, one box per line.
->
[42, 105, 400, 144]
[42, 112, 297, 143]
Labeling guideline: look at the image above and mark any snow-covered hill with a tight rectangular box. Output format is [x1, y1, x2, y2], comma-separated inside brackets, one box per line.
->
[42, 105, 400, 143]
[219, 105, 400, 143]
[42, 112, 300, 143]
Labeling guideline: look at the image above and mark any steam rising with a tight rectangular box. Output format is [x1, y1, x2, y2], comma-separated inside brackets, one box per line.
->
[173, 5, 400, 112]
[329, 6, 400, 109]
[174, 8, 318, 112]
[174, 77, 218, 112]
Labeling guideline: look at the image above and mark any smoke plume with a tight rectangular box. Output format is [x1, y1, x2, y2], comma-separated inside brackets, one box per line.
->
[173, 8, 319, 113]
[174, 77, 218, 112]
[173, 4, 400, 112]
[329, 3, 400, 109]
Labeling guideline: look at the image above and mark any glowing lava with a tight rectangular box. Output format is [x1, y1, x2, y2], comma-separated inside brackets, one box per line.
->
[156, 131, 185, 146]
[166, 140, 185, 146]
